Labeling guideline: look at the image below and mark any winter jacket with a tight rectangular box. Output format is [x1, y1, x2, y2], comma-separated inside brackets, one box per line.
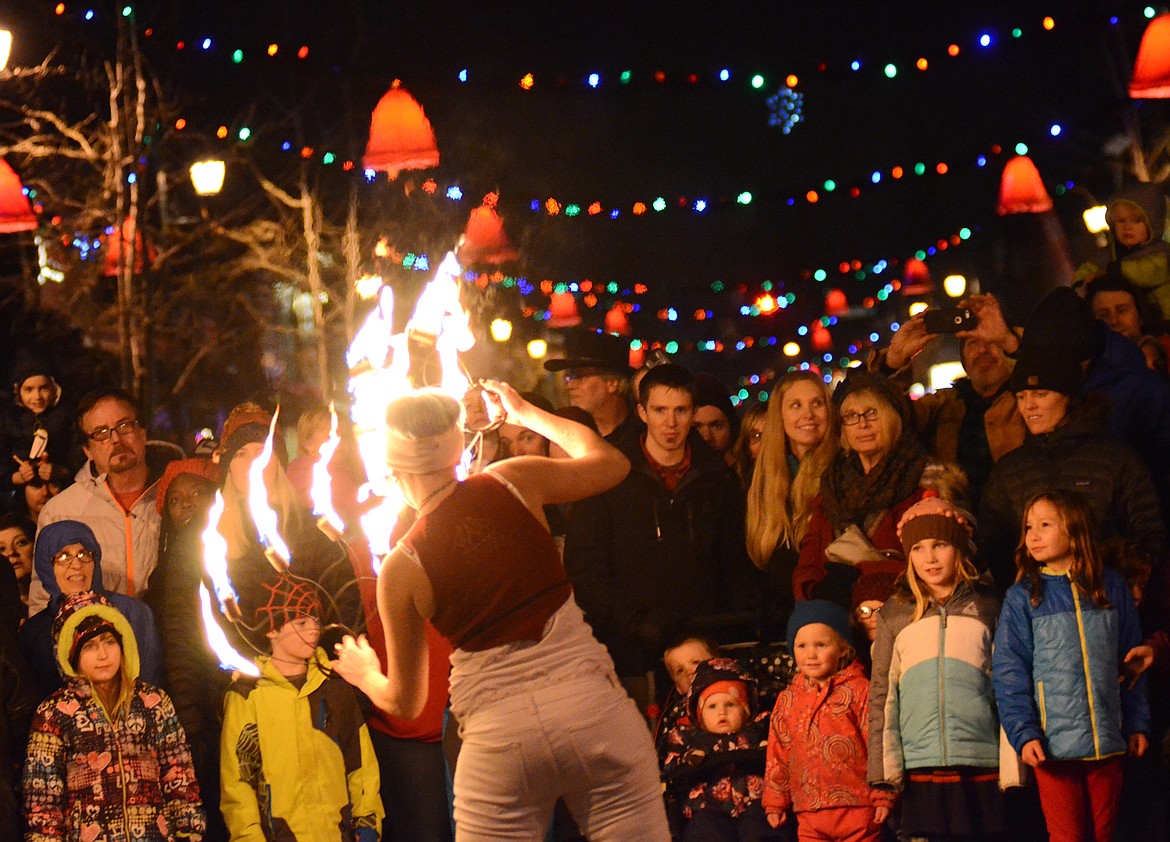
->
[868, 580, 1001, 792]
[762, 660, 876, 816]
[29, 460, 162, 612]
[1083, 327, 1170, 505]
[564, 432, 752, 675]
[869, 348, 1027, 504]
[23, 592, 204, 842]
[993, 567, 1149, 761]
[978, 412, 1166, 592]
[0, 631, 37, 842]
[19, 520, 163, 700]
[1077, 183, 1170, 321]
[793, 489, 925, 606]
[220, 650, 383, 842]
[0, 401, 76, 501]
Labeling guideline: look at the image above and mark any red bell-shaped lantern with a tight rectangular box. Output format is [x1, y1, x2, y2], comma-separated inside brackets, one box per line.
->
[459, 203, 518, 266]
[604, 304, 632, 336]
[102, 216, 156, 277]
[1130, 13, 1170, 98]
[363, 81, 440, 179]
[547, 292, 582, 328]
[0, 159, 37, 233]
[811, 325, 832, 351]
[628, 344, 646, 369]
[997, 155, 1053, 215]
[901, 258, 932, 295]
[825, 289, 848, 317]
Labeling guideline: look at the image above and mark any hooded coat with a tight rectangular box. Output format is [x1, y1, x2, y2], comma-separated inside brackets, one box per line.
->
[1076, 183, 1170, 321]
[18, 520, 163, 700]
[22, 592, 204, 842]
[219, 649, 383, 842]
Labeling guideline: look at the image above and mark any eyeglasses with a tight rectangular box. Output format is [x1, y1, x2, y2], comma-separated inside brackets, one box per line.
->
[86, 419, 141, 442]
[563, 368, 608, 383]
[841, 408, 880, 427]
[53, 549, 96, 567]
[854, 604, 880, 620]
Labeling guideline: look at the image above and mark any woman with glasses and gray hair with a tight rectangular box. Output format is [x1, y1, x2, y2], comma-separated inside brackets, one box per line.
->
[791, 372, 967, 617]
[17, 519, 162, 702]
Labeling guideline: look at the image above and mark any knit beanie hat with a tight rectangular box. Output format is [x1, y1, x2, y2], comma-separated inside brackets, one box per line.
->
[255, 574, 323, 632]
[896, 494, 974, 557]
[155, 457, 219, 514]
[1007, 346, 1083, 398]
[787, 599, 852, 647]
[218, 402, 272, 464]
[851, 570, 899, 610]
[687, 657, 758, 721]
[832, 368, 911, 427]
[1018, 286, 1101, 365]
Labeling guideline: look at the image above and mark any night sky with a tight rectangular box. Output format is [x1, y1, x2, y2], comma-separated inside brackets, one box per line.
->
[5, 0, 1162, 388]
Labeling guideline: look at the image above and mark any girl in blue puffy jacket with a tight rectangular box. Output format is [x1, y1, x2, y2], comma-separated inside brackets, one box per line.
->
[993, 490, 1149, 842]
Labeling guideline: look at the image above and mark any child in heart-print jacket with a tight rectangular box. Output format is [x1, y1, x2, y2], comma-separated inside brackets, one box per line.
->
[23, 591, 205, 842]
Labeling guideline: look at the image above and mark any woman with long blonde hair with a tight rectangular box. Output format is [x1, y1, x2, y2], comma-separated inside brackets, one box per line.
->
[745, 372, 838, 632]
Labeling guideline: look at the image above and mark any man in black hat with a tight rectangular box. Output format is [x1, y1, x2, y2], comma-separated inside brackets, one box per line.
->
[544, 331, 642, 450]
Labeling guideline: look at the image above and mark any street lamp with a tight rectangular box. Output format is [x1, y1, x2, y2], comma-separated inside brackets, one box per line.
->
[943, 274, 967, 298]
[0, 30, 12, 73]
[1082, 205, 1109, 234]
[189, 159, 225, 196]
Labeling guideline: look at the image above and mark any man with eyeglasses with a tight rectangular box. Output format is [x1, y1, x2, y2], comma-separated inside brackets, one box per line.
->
[544, 331, 643, 451]
[27, 388, 163, 614]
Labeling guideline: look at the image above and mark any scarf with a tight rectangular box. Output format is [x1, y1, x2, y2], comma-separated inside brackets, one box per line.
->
[819, 432, 928, 537]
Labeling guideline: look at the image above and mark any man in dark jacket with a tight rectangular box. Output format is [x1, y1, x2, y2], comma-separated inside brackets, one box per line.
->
[564, 364, 752, 713]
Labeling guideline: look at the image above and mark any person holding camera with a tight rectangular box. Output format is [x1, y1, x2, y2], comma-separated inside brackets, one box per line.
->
[871, 293, 1025, 506]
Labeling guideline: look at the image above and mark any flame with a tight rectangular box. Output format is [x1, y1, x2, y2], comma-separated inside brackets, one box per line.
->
[346, 249, 476, 568]
[198, 584, 259, 676]
[199, 490, 258, 674]
[247, 408, 291, 569]
[310, 403, 345, 538]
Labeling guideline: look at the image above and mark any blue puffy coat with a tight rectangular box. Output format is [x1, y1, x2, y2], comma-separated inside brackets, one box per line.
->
[993, 567, 1148, 761]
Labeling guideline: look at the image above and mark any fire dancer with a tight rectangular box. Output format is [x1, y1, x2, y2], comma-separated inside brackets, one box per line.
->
[332, 380, 670, 841]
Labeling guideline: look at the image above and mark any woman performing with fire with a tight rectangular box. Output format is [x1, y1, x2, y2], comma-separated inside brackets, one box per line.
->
[331, 379, 670, 842]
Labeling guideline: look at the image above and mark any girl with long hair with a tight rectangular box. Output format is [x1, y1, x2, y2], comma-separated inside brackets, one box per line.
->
[993, 490, 1150, 842]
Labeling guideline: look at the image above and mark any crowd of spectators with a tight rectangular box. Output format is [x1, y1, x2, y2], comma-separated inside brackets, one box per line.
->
[2, 183, 1170, 842]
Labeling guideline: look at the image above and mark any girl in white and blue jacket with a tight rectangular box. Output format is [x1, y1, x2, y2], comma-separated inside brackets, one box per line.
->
[993, 489, 1149, 842]
[868, 496, 1005, 839]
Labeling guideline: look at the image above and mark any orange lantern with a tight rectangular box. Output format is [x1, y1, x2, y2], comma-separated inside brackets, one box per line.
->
[604, 304, 632, 336]
[997, 155, 1053, 215]
[825, 288, 848, 316]
[362, 80, 440, 178]
[459, 203, 518, 266]
[546, 292, 581, 328]
[102, 216, 156, 277]
[1130, 13, 1170, 98]
[0, 159, 37, 233]
[901, 258, 933, 295]
[811, 325, 832, 351]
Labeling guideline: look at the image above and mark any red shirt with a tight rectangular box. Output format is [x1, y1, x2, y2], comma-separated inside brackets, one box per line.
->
[401, 473, 571, 652]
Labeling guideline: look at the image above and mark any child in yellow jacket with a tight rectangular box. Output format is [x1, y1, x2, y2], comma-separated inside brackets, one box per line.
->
[220, 575, 383, 842]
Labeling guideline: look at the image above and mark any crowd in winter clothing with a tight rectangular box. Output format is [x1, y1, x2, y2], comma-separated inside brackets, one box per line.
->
[2, 181, 1170, 842]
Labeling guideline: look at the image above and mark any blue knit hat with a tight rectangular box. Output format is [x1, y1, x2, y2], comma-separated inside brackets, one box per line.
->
[787, 599, 852, 646]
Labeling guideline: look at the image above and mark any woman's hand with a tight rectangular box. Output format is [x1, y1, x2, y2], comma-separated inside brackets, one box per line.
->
[1122, 645, 1155, 689]
[331, 635, 383, 690]
[480, 379, 528, 425]
[1129, 733, 1149, 759]
[1021, 739, 1046, 767]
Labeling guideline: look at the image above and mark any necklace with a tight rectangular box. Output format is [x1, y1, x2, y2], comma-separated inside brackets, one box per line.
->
[417, 479, 457, 514]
